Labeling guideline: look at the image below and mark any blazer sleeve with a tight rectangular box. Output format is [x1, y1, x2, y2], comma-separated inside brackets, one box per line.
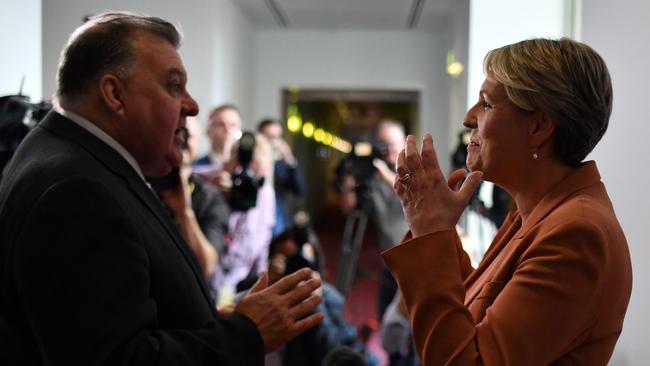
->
[382, 222, 609, 366]
[12, 178, 264, 366]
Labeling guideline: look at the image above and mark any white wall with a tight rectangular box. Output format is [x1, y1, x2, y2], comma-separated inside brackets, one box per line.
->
[582, 0, 650, 364]
[447, 0, 470, 152]
[467, 0, 568, 110]
[253, 29, 453, 172]
[0, 0, 41, 100]
[40, 0, 255, 148]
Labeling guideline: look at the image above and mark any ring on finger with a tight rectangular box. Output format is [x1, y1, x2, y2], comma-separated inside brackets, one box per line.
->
[398, 172, 412, 184]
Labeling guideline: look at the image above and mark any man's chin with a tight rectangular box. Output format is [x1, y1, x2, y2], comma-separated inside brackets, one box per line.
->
[143, 151, 182, 177]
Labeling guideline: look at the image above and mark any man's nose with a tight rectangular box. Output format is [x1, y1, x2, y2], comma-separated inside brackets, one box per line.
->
[183, 91, 199, 117]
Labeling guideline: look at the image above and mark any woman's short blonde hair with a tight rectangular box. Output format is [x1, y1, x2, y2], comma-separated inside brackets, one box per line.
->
[484, 38, 612, 166]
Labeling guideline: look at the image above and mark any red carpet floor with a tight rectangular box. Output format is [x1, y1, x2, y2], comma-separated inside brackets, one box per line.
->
[314, 208, 388, 365]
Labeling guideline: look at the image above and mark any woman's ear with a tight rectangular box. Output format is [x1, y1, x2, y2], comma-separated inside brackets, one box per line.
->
[98, 74, 126, 117]
[529, 112, 555, 149]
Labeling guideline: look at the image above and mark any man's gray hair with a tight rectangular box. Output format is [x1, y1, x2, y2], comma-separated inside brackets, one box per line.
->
[56, 11, 182, 106]
[378, 119, 405, 138]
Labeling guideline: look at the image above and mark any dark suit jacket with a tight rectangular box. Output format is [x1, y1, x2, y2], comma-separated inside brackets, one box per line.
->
[0, 112, 263, 365]
[383, 162, 632, 365]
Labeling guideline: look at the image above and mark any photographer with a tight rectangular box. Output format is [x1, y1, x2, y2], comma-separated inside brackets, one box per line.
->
[150, 117, 229, 279]
[0, 95, 51, 178]
[212, 132, 276, 304]
[335, 120, 408, 317]
[258, 118, 306, 238]
[193, 104, 242, 192]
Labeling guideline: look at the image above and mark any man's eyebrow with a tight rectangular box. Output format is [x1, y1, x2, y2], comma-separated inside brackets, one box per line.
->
[169, 68, 187, 81]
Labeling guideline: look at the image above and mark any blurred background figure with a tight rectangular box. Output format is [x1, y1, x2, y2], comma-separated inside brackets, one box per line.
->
[334, 120, 408, 316]
[263, 220, 360, 366]
[194, 104, 242, 192]
[258, 118, 306, 238]
[323, 346, 368, 366]
[149, 117, 230, 291]
[212, 132, 275, 304]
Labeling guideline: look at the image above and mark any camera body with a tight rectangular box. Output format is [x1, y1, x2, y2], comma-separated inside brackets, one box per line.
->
[229, 131, 265, 212]
[334, 139, 388, 190]
[1, 95, 51, 174]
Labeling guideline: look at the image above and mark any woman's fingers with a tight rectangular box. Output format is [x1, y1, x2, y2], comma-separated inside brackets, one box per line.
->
[447, 168, 467, 191]
[403, 135, 423, 176]
[457, 170, 483, 206]
[420, 134, 440, 176]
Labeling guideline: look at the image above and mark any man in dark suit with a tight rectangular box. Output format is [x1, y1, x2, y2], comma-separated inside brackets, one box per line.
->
[0, 12, 322, 365]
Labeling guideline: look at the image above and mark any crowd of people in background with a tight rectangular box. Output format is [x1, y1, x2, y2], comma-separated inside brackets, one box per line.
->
[0, 10, 632, 366]
[150, 100, 409, 365]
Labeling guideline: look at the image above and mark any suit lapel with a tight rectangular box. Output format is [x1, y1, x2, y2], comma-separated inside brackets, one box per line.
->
[40, 112, 216, 308]
[463, 162, 602, 306]
[463, 213, 521, 305]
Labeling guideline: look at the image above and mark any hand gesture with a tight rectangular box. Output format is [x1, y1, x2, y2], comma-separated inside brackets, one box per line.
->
[394, 134, 482, 238]
[234, 268, 324, 352]
[372, 158, 396, 185]
[275, 138, 296, 165]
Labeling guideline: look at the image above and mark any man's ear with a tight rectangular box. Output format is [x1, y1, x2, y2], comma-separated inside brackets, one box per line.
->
[529, 112, 555, 149]
[99, 74, 126, 117]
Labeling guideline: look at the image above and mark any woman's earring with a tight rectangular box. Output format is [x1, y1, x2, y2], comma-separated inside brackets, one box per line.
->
[533, 153, 539, 160]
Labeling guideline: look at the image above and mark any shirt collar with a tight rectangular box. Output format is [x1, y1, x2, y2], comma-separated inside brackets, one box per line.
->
[59, 108, 146, 182]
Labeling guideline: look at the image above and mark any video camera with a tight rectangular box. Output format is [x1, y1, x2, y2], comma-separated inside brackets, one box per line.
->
[333, 139, 387, 189]
[229, 131, 265, 212]
[1, 95, 52, 174]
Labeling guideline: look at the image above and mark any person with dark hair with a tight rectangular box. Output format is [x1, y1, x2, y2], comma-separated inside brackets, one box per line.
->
[151, 116, 228, 281]
[385, 38, 631, 365]
[262, 226, 357, 366]
[0, 11, 322, 365]
[258, 118, 305, 237]
[322, 346, 367, 366]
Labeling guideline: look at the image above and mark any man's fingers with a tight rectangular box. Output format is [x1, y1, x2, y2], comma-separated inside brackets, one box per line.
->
[248, 272, 268, 294]
[289, 293, 322, 319]
[457, 171, 483, 205]
[269, 268, 312, 295]
[285, 276, 321, 306]
[290, 312, 324, 338]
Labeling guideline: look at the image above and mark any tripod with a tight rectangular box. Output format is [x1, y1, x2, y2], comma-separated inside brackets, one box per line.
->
[334, 205, 370, 295]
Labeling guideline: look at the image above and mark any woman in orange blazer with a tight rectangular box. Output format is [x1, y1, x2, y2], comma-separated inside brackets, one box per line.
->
[383, 38, 632, 365]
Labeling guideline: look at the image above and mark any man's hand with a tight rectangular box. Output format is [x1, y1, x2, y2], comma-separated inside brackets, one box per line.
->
[275, 138, 296, 165]
[234, 268, 324, 353]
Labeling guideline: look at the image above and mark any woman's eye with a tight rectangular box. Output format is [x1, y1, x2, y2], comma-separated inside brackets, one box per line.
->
[482, 101, 492, 110]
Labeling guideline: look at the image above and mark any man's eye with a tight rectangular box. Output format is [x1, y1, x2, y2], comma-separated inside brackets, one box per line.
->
[169, 82, 182, 94]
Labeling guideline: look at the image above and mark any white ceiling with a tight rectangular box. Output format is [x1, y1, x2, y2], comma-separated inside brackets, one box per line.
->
[233, 0, 462, 32]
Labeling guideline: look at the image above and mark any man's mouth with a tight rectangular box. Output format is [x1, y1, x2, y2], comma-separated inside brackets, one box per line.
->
[174, 126, 188, 146]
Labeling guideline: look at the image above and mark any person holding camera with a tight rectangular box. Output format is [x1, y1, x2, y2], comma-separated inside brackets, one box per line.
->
[151, 116, 229, 280]
[0, 12, 323, 365]
[258, 118, 306, 238]
[337, 120, 409, 318]
[194, 104, 242, 192]
[212, 132, 276, 304]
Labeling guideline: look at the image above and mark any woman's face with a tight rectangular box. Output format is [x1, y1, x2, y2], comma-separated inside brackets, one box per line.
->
[463, 77, 535, 186]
